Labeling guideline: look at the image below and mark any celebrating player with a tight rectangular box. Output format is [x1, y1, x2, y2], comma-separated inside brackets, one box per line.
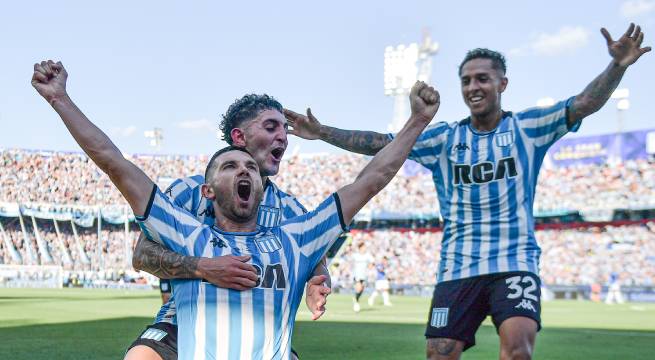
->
[32, 61, 439, 359]
[126, 93, 332, 360]
[284, 24, 650, 359]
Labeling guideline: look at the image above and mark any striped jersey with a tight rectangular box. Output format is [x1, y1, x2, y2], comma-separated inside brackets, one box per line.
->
[154, 175, 307, 325]
[390, 97, 581, 282]
[138, 186, 347, 360]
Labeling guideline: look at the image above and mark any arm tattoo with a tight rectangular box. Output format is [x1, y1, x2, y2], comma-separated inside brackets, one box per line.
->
[571, 62, 627, 121]
[132, 234, 199, 279]
[320, 126, 391, 156]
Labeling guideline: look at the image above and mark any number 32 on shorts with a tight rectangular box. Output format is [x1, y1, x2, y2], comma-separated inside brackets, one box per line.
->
[505, 275, 538, 301]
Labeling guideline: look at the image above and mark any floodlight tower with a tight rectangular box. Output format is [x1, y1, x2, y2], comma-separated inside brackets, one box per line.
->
[384, 30, 439, 132]
[144, 127, 163, 152]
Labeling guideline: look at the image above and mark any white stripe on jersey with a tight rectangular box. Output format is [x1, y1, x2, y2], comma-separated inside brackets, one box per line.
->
[193, 285, 206, 360]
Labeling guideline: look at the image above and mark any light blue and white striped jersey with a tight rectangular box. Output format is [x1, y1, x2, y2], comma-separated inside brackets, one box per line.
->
[390, 97, 581, 283]
[138, 187, 347, 360]
[154, 175, 308, 325]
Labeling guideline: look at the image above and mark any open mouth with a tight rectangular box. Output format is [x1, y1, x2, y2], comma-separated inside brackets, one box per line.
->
[271, 147, 285, 161]
[469, 95, 484, 104]
[237, 180, 251, 202]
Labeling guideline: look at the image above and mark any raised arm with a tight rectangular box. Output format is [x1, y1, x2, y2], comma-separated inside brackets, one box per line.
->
[336, 81, 439, 224]
[284, 108, 391, 156]
[568, 23, 650, 127]
[32, 60, 153, 216]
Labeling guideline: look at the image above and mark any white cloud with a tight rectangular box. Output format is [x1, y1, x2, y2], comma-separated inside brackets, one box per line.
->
[177, 118, 215, 132]
[530, 26, 590, 56]
[621, 0, 655, 18]
[507, 26, 590, 58]
[110, 125, 137, 137]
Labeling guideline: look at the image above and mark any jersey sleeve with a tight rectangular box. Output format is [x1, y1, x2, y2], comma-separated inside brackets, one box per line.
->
[387, 121, 450, 171]
[515, 96, 580, 148]
[164, 175, 203, 213]
[279, 193, 347, 267]
[136, 185, 204, 256]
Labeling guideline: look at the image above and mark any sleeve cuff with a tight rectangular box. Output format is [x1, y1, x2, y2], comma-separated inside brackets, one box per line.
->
[565, 96, 583, 133]
[332, 192, 349, 232]
[135, 184, 158, 222]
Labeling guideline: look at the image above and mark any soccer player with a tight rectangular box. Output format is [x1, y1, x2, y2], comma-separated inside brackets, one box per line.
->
[32, 62, 439, 359]
[127, 94, 332, 360]
[284, 24, 650, 359]
[351, 242, 373, 312]
[368, 256, 392, 307]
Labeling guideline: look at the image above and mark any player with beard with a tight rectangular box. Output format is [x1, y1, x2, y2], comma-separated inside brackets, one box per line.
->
[284, 24, 650, 359]
[32, 62, 439, 359]
[124, 94, 334, 360]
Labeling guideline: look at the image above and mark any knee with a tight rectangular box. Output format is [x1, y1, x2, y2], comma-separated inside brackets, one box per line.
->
[426, 338, 462, 360]
[500, 343, 533, 360]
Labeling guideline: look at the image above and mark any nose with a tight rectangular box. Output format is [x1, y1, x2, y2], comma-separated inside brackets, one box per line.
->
[275, 127, 288, 145]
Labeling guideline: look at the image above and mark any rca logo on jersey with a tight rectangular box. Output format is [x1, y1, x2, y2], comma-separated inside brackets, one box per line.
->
[253, 263, 286, 289]
[453, 157, 518, 185]
[431, 307, 449, 328]
[256, 234, 282, 253]
[495, 130, 514, 147]
[514, 299, 536, 312]
[257, 206, 280, 227]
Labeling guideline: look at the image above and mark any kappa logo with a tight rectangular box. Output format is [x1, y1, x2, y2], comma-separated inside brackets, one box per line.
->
[210, 237, 227, 248]
[141, 328, 167, 341]
[454, 143, 470, 151]
[430, 307, 449, 328]
[515, 299, 537, 313]
[198, 206, 215, 218]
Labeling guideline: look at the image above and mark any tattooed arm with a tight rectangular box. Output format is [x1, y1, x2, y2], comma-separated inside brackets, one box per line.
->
[133, 233, 258, 290]
[284, 108, 391, 156]
[569, 23, 650, 127]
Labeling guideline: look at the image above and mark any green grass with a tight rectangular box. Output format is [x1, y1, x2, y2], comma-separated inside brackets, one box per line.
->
[1, 288, 654, 359]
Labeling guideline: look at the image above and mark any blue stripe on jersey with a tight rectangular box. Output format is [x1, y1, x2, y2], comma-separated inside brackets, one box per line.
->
[450, 124, 468, 280]
[205, 284, 218, 360]
[469, 133, 482, 277]
[486, 133, 500, 274]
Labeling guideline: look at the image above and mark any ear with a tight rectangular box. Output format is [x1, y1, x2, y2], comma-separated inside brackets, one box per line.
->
[201, 183, 216, 200]
[231, 128, 246, 147]
[499, 76, 508, 93]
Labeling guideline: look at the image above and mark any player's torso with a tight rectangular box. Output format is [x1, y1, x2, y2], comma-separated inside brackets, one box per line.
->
[173, 228, 307, 360]
[432, 116, 541, 281]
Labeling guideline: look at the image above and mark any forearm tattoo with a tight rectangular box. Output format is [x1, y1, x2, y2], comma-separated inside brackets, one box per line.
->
[321, 126, 391, 156]
[572, 63, 626, 120]
[133, 235, 199, 279]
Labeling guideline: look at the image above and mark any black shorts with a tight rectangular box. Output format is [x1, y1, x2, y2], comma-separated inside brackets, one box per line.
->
[126, 322, 302, 359]
[127, 322, 177, 360]
[425, 271, 541, 351]
[159, 279, 172, 294]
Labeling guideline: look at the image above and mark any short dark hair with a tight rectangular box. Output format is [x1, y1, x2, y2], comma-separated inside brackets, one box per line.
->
[458, 48, 507, 76]
[204, 145, 252, 180]
[219, 94, 283, 145]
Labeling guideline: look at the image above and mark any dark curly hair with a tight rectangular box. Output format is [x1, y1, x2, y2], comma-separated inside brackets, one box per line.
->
[458, 48, 507, 76]
[219, 94, 283, 145]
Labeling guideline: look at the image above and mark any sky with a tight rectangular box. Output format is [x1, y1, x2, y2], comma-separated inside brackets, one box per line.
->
[1, 0, 654, 156]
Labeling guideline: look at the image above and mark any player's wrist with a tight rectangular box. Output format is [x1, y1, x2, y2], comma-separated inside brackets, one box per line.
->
[48, 93, 72, 108]
[194, 257, 208, 279]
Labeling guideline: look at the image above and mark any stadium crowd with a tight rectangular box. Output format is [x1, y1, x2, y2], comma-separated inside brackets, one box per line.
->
[1, 149, 655, 286]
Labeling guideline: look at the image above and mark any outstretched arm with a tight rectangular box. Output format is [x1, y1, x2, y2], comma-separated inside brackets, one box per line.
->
[336, 81, 440, 224]
[32, 60, 153, 216]
[569, 23, 650, 127]
[284, 108, 391, 156]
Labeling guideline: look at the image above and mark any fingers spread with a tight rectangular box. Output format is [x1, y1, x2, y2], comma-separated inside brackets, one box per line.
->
[601, 28, 613, 45]
[624, 23, 636, 39]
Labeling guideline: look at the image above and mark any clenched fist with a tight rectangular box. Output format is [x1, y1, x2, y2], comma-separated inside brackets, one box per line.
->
[32, 60, 68, 104]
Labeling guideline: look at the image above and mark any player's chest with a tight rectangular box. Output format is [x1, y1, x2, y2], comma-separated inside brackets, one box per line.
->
[444, 130, 522, 186]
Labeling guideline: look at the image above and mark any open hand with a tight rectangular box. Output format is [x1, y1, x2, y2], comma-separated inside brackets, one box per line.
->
[305, 274, 331, 320]
[602, 23, 651, 67]
[198, 255, 259, 290]
[284, 108, 322, 140]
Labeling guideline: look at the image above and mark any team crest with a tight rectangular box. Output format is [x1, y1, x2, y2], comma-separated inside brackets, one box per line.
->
[431, 307, 449, 328]
[257, 205, 280, 227]
[495, 131, 514, 147]
[255, 233, 282, 253]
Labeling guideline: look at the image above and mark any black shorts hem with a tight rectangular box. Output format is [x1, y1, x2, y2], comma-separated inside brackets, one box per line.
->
[127, 339, 177, 360]
[492, 314, 542, 334]
[424, 333, 475, 352]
